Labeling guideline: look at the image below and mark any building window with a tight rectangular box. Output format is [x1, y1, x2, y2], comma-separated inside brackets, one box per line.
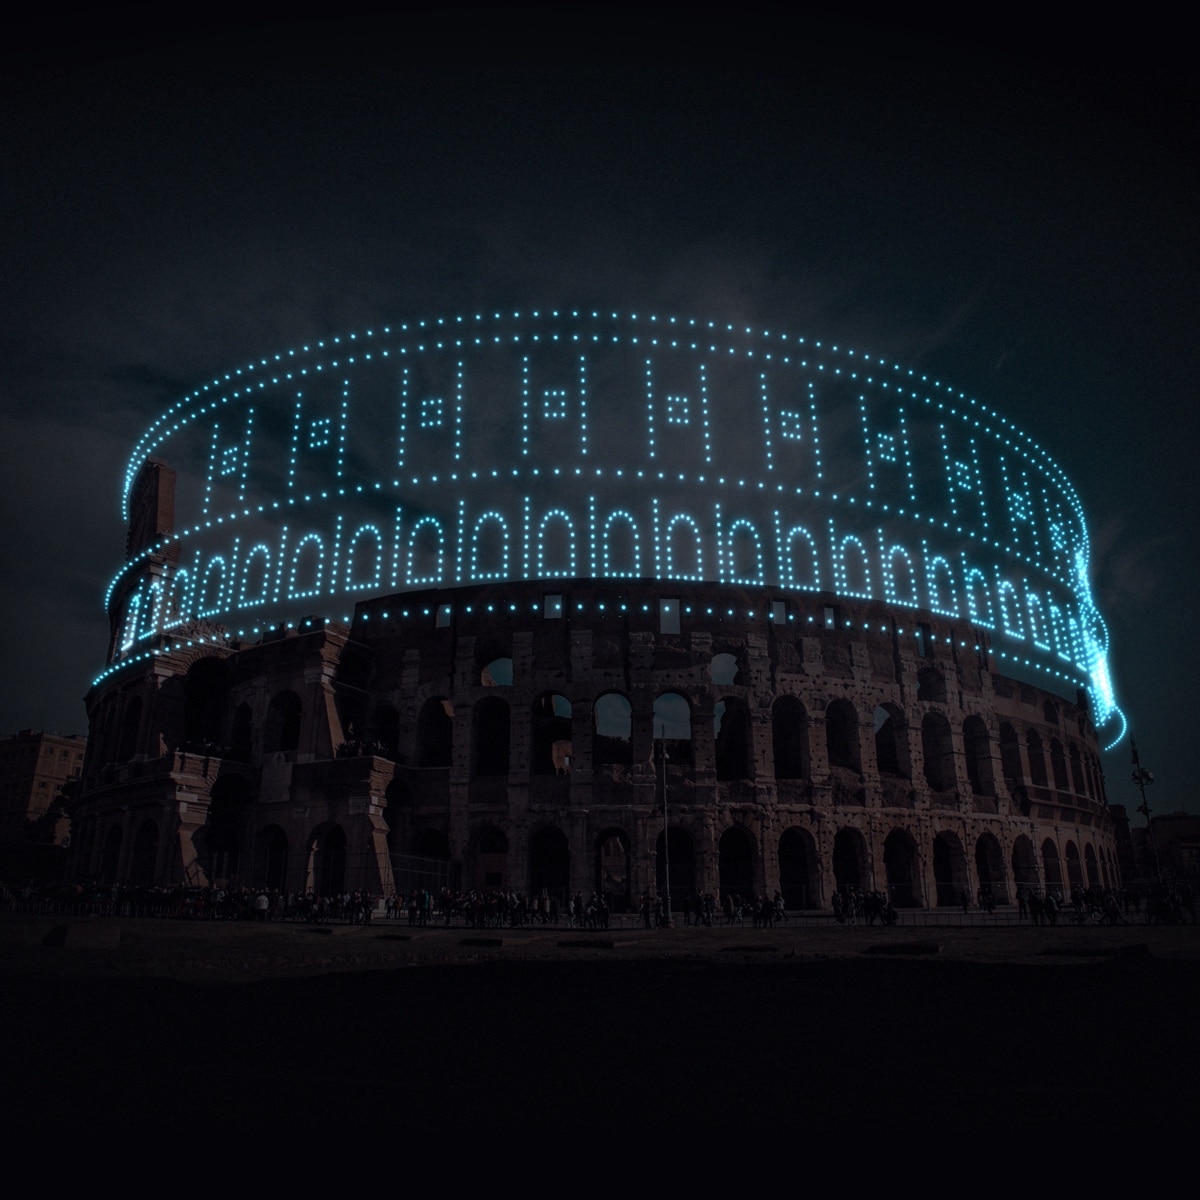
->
[660, 598, 681, 635]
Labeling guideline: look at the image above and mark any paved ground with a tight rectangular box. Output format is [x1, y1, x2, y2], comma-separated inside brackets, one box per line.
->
[4, 914, 1197, 1137]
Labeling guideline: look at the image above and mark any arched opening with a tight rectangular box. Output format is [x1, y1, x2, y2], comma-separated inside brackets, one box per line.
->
[264, 691, 302, 755]
[100, 825, 122, 883]
[596, 828, 631, 911]
[714, 697, 753, 782]
[593, 693, 633, 767]
[873, 704, 910, 779]
[883, 828, 921, 907]
[921, 712, 954, 793]
[1050, 739, 1069, 791]
[1084, 843, 1100, 888]
[710, 652, 740, 686]
[471, 824, 508, 891]
[472, 696, 511, 777]
[963, 716, 994, 796]
[256, 825, 288, 890]
[183, 656, 230, 749]
[531, 693, 572, 776]
[826, 699, 860, 772]
[333, 650, 370, 742]
[832, 827, 867, 894]
[1026, 729, 1048, 787]
[118, 696, 142, 763]
[367, 703, 400, 760]
[932, 830, 968, 907]
[917, 667, 946, 703]
[204, 775, 255, 887]
[975, 832, 1007, 904]
[480, 655, 513, 686]
[655, 826, 695, 908]
[654, 693, 692, 766]
[1042, 839, 1063, 891]
[718, 825, 756, 902]
[999, 723, 1022, 787]
[529, 826, 570, 899]
[129, 818, 158, 886]
[1069, 744, 1086, 796]
[307, 823, 346, 897]
[417, 696, 453, 768]
[771, 696, 810, 780]
[778, 827, 818, 909]
[1012, 835, 1038, 890]
[1065, 840, 1083, 889]
[230, 703, 253, 762]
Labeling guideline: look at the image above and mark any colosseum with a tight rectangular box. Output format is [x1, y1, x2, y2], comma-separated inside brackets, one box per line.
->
[67, 310, 1125, 908]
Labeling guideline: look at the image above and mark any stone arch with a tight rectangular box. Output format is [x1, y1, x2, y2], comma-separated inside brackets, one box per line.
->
[255, 824, 288, 890]
[1069, 744, 1086, 795]
[917, 667, 946, 703]
[472, 696, 510, 777]
[826, 699, 860, 772]
[183, 656, 230, 748]
[655, 826, 695, 908]
[416, 696, 453, 768]
[333, 650, 371, 740]
[1042, 838, 1063, 891]
[100, 824, 122, 883]
[883, 827, 921, 907]
[832, 827, 867, 894]
[595, 828, 631, 911]
[118, 696, 142, 763]
[230, 703, 253, 762]
[471, 824, 509, 891]
[1064, 840, 1083, 889]
[654, 692, 692, 766]
[771, 696, 810, 781]
[778, 827, 819, 909]
[999, 722, 1022, 787]
[710, 651, 741, 686]
[921, 712, 954, 793]
[1050, 739, 1069, 791]
[932, 829, 968, 907]
[718, 824, 756, 901]
[306, 822, 346, 897]
[593, 692, 633, 766]
[873, 703, 910, 779]
[367, 703, 400, 760]
[963, 716, 994, 796]
[531, 692, 572, 776]
[204, 774, 256, 886]
[412, 827, 450, 861]
[264, 690, 302, 755]
[1026, 729, 1048, 787]
[975, 832, 1007, 904]
[1012, 835, 1038, 889]
[1084, 843, 1100, 888]
[529, 825, 570, 898]
[714, 696, 754, 781]
[129, 818, 159, 886]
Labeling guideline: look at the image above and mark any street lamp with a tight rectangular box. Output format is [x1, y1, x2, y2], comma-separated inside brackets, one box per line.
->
[659, 725, 671, 928]
[1131, 736, 1160, 881]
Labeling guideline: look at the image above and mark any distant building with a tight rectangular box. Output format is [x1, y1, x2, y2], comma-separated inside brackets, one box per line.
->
[0, 729, 85, 852]
[1130, 811, 1200, 882]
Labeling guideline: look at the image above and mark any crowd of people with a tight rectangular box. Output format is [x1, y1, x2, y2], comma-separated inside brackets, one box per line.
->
[1, 877, 1195, 927]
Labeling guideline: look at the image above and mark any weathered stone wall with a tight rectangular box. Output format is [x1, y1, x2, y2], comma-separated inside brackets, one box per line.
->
[71, 580, 1119, 907]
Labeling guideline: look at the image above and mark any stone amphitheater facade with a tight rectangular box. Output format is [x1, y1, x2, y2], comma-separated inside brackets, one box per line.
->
[69, 578, 1119, 909]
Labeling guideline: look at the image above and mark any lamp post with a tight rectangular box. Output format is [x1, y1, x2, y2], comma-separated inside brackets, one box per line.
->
[659, 725, 671, 928]
[1131, 736, 1159, 881]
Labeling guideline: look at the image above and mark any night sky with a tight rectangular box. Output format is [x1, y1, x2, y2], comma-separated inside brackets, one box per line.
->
[2, 13, 1195, 817]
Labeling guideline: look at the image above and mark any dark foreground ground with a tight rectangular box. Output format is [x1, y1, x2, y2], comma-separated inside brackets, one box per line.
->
[3, 916, 1197, 1136]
